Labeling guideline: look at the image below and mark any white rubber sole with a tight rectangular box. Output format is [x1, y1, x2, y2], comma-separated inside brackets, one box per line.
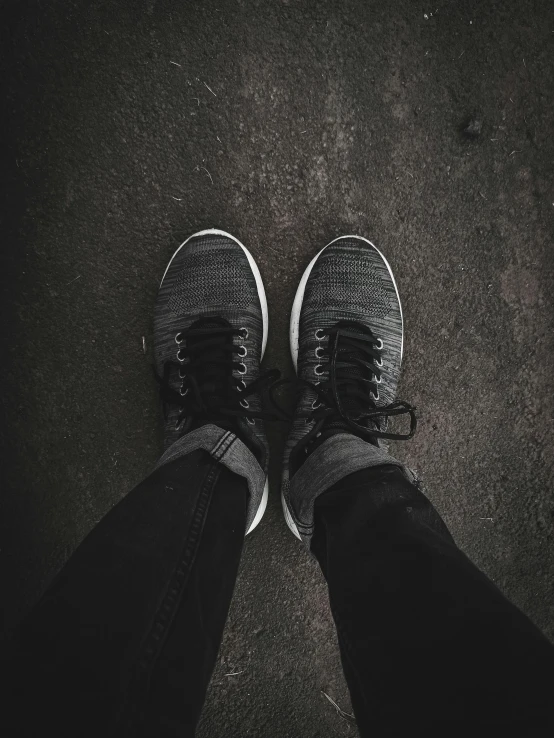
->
[161, 228, 269, 535]
[282, 488, 302, 540]
[283, 234, 404, 540]
[160, 228, 269, 357]
[246, 478, 269, 535]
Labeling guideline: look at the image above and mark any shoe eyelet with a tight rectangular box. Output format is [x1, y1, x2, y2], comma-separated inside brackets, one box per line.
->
[315, 346, 324, 359]
[179, 368, 187, 379]
[174, 417, 185, 430]
[311, 399, 322, 409]
[314, 364, 324, 376]
[240, 398, 249, 409]
[175, 332, 183, 344]
[238, 345, 247, 358]
[236, 379, 247, 391]
[179, 386, 189, 397]
[315, 329, 325, 340]
[371, 390, 380, 401]
[239, 327, 249, 340]
[238, 362, 247, 375]
[376, 357, 383, 368]
[375, 338, 383, 350]
[375, 375, 382, 384]
[247, 417, 255, 425]
[177, 349, 186, 363]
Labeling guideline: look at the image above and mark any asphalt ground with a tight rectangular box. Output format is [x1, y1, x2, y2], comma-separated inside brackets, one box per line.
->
[1, 1, 553, 735]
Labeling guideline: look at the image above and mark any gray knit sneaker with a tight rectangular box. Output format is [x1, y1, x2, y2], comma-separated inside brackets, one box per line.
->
[154, 229, 273, 534]
[282, 235, 416, 539]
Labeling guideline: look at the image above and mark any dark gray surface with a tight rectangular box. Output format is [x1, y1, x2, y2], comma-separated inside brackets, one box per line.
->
[1, 1, 553, 735]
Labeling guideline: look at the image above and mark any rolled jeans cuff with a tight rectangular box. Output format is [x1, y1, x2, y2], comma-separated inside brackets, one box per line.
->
[156, 424, 265, 532]
[284, 433, 419, 546]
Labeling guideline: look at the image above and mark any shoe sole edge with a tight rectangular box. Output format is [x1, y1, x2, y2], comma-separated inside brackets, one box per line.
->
[281, 491, 302, 540]
[247, 478, 268, 535]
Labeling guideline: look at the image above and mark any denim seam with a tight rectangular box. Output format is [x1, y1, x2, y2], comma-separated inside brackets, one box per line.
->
[117, 461, 221, 735]
[212, 431, 236, 461]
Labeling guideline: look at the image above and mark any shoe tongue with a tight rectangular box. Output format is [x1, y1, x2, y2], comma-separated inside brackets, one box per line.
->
[310, 322, 380, 450]
[186, 316, 235, 426]
[327, 321, 377, 419]
[186, 318, 262, 461]
[190, 319, 229, 383]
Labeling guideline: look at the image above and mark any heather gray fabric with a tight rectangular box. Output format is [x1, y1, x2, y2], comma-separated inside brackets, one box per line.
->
[283, 238, 403, 483]
[283, 433, 418, 545]
[153, 231, 268, 471]
[156, 424, 265, 533]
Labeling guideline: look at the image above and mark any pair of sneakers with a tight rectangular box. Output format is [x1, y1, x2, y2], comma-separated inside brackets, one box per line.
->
[154, 229, 416, 539]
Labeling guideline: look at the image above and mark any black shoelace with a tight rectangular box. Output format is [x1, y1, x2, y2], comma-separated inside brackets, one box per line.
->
[156, 318, 285, 432]
[298, 322, 417, 447]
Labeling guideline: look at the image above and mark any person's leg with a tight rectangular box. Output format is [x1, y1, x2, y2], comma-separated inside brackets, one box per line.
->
[9, 230, 277, 737]
[10, 449, 248, 738]
[311, 463, 554, 737]
[282, 235, 554, 736]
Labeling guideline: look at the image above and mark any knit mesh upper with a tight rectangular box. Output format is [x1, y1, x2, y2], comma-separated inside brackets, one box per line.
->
[305, 253, 393, 318]
[168, 249, 252, 315]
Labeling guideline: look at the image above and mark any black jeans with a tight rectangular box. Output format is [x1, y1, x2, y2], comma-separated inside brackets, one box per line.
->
[8, 450, 554, 737]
